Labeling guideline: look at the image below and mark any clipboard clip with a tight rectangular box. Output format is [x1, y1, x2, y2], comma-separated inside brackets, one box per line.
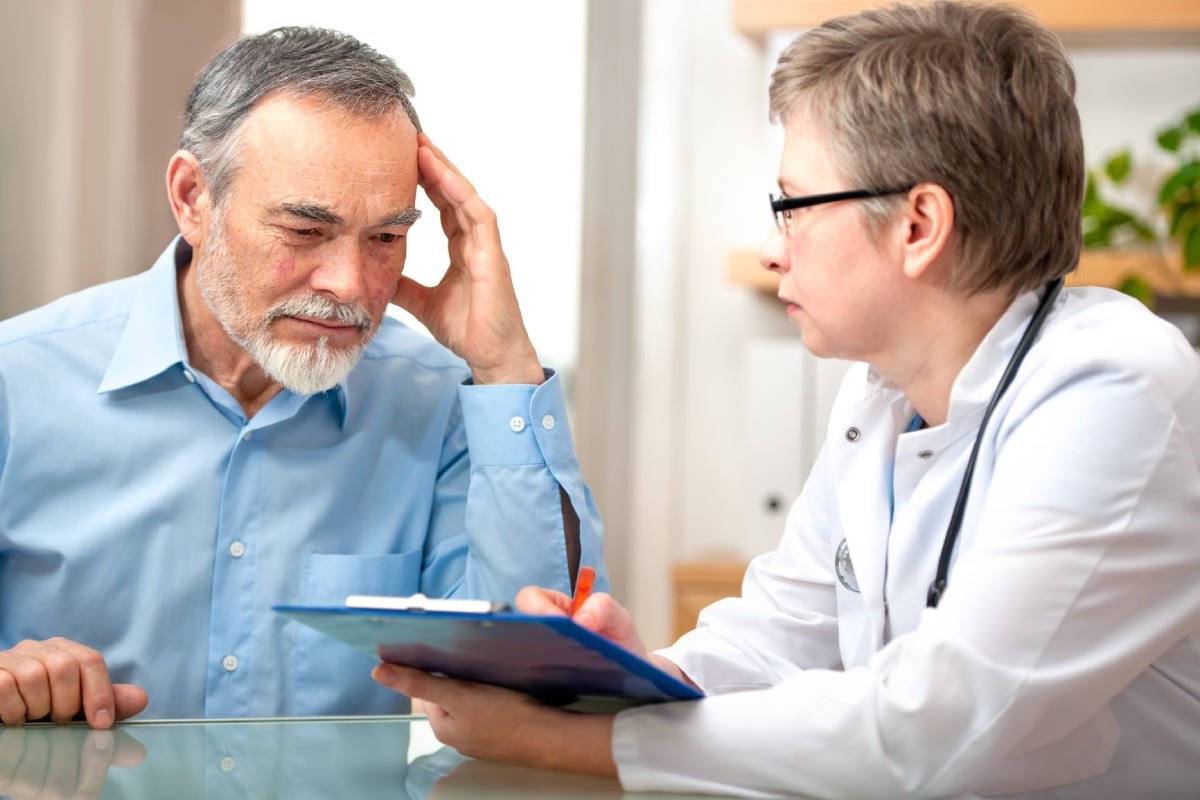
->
[345, 593, 510, 613]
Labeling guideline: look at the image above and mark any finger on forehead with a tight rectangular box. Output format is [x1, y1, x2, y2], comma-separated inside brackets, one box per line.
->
[417, 133, 470, 185]
[417, 148, 462, 239]
[439, 169, 503, 252]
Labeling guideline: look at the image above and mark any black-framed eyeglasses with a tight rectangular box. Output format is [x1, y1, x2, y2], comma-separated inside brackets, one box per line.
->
[770, 185, 914, 232]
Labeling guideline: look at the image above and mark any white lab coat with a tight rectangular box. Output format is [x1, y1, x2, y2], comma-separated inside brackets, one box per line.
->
[614, 287, 1200, 799]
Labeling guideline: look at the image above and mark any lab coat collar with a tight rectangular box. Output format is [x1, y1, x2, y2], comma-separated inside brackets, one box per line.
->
[946, 288, 1046, 422]
[824, 286, 1052, 649]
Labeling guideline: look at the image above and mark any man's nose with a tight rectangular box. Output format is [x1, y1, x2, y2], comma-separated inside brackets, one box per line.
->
[309, 239, 367, 303]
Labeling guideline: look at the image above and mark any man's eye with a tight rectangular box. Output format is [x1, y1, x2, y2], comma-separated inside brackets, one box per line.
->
[292, 228, 321, 237]
[782, 209, 794, 222]
[377, 232, 403, 244]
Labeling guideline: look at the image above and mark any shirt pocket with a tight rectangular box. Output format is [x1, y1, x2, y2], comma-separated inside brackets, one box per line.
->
[290, 551, 423, 716]
[299, 551, 423, 605]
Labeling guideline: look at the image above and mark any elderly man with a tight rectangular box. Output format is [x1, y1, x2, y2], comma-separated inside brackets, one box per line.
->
[0, 27, 604, 726]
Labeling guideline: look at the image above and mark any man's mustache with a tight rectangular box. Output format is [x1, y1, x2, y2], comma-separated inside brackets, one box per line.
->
[266, 295, 373, 331]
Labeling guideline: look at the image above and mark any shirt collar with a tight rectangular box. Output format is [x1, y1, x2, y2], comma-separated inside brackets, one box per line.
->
[97, 237, 192, 394]
[96, 236, 352, 428]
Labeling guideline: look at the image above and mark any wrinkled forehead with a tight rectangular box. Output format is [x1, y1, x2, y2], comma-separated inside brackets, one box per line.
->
[228, 93, 420, 208]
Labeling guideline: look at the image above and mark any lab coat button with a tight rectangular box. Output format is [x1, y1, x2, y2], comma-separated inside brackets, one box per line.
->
[845, 427, 861, 442]
[509, 416, 526, 433]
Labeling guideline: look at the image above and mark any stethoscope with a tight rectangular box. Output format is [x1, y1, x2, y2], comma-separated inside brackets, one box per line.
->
[834, 278, 1066, 605]
[925, 277, 1064, 608]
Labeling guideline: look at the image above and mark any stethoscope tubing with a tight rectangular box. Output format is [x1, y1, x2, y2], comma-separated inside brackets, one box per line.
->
[926, 277, 1065, 608]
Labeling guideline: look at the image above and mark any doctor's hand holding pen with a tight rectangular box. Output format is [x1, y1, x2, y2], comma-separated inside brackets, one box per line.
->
[513, 582, 696, 689]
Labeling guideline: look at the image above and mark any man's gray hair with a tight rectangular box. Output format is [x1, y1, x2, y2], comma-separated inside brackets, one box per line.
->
[180, 26, 421, 207]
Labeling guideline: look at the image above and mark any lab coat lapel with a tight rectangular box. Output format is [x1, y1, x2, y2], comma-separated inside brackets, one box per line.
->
[828, 385, 906, 651]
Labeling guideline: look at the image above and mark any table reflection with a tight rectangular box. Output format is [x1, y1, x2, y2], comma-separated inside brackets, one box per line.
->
[0, 717, 436, 800]
[0, 717, 727, 799]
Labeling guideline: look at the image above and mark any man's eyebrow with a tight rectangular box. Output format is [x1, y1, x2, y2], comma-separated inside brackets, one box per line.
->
[270, 203, 421, 228]
[273, 202, 343, 226]
[378, 208, 422, 227]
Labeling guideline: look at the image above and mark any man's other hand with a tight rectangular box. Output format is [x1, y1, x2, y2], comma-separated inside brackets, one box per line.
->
[0, 639, 148, 728]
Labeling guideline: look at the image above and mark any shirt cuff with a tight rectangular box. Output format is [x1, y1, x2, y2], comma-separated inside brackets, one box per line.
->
[458, 369, 576, 467]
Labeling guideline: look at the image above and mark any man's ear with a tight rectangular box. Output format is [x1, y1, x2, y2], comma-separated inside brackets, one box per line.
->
[165, 151, 211, 247]
[898, 183, 954, 280]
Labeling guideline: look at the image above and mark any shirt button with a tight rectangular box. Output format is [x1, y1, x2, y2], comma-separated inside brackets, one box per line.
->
[229, 541, 246, 558]
[509, 416, 526, 433]
[222, 655, 239, 672]
[845, 427, 861, 442]
[241, 431, 252, 442]
[540, 414, 556, 431]
[183, 370, 196, 383]
[219, 756, 237, 773]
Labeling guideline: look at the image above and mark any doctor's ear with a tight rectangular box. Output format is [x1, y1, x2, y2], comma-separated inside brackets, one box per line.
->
[165, 150, 212, 247]
[897, 183, 954, 280]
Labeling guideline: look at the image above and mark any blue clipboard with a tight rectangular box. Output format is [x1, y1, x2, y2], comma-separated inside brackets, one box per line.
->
[273, 602, 703, 713]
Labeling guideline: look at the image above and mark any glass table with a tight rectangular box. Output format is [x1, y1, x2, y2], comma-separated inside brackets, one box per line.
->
[0, 715, 734, 799]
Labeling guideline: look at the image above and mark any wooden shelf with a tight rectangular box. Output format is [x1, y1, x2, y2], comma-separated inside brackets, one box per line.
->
[734, 0, 1200, 42]
[672, 559, 747, 642]
[726, 247, 1200, 296]
[725, 248, 779, 292]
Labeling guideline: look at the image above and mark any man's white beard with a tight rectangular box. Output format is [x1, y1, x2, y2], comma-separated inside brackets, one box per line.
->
[247, 294, 373, 395]
[195, 216, 377, 395]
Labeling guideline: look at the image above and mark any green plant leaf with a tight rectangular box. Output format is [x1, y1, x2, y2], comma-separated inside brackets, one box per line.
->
[1083, 173, 1099, 204]
[1186, 223, 1200, 273]
[1117, 274, 1155, 307]
[1159, 161, 1200, 205]
[1169, 202, 1199, 238]
[1101, 208, 1138, 227]
[1104, 150, 1132, 183]
[1131, 220, 1157, 242]
[1158, 125, 1184, 153]
[1187, 109, 1200, 135]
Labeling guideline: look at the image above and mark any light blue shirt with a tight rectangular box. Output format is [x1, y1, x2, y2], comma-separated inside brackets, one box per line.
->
[0, 238, 606, 719]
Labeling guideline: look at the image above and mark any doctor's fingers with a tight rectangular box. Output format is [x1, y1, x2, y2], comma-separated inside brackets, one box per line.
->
[515, 586, 572, 617]
[4, 639, 115, 727]
[575, 595, 650, 660]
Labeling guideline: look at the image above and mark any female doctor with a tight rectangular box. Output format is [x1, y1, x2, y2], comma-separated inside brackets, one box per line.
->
[374, 2, 1200, 796]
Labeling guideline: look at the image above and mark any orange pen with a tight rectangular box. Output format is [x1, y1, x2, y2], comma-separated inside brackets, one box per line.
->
[569, 565, 596, 617]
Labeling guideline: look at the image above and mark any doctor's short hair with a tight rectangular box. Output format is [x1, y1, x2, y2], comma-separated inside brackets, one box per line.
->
[768, 1, 1083, 297]
[179, 26, 422, 210]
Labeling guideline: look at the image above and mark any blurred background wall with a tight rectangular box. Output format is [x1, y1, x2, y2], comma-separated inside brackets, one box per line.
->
[0, 0, 239, 319]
